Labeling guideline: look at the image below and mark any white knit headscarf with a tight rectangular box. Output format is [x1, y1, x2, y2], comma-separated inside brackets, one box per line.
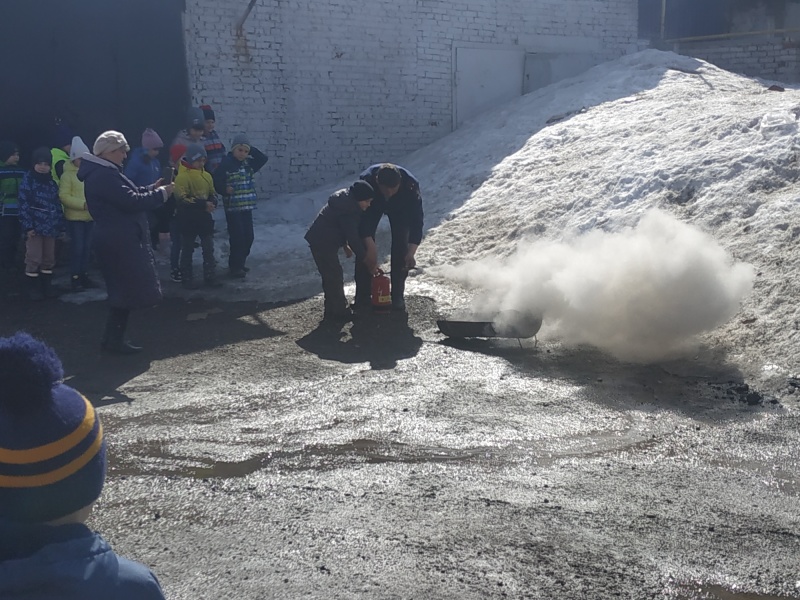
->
[92, 131, 129, 156]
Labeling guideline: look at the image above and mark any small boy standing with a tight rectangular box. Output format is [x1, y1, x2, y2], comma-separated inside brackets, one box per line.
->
[174, 143, 221, 289]
[212, 134, 268, 278]
[305, 180, 378, 321]
[0, 141, 26, 270]
[0, 332, 166, 600]
[59, 136, 96, 291]
[19, 147, 65, 300]
[200, 104, 226, 174]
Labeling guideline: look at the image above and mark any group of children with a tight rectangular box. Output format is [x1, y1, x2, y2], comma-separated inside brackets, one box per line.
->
[0, 105, 268, 297]
[0, 127, 97, 300]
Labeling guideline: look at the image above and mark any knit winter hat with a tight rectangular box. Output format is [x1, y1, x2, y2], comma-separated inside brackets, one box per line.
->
[53, 124, 75, 149]
[188, 107, 205, 130]
[184, 142, 207, 163]
[231, 133, 250, 149]
[31, 147, 52, 166]
[68, 136, 90, 161]
[349, 180, 375, 202]
[0, 333, 106, 524]
[200, 104, 215, 121]
[0, 141, 18, 163]
[93, 131, 129, 156]
[141, 128, 164, 151]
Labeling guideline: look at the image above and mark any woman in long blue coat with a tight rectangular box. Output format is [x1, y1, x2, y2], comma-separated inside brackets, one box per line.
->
[78, 131, 173, 354]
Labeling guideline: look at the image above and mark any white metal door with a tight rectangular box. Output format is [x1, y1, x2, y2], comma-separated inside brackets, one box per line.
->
[454, 46, 526, 128]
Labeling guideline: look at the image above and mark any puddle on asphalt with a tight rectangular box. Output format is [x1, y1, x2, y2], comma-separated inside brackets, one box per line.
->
[707, 458, 799, 498]
[668, 582, 800, 599]
[111, 439, 493, 479]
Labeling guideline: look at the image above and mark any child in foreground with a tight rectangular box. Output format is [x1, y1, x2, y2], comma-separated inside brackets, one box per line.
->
[0, 332, 166, 599]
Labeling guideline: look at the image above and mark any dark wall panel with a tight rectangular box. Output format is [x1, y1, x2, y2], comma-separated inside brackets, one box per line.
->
[0, 0, 189, 166]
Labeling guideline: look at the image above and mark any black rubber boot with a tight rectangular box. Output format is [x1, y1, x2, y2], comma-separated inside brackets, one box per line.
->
[40, 271, 59, 299]
[80, 273, 99, 288]
[26, 274, 45, 301]
[101, 308, 143, 355]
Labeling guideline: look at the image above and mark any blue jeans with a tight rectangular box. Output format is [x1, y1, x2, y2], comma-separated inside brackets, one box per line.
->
[225, 210, 254, 272]
[67, 220, 94, 276]
[169, 217, 182, 271]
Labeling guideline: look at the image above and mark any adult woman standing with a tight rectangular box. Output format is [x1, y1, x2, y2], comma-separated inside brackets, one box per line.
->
[78, 131, 173, 354]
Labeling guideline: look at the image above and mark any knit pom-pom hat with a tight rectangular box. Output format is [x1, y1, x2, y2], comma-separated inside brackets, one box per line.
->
[0, 332, 106, 523]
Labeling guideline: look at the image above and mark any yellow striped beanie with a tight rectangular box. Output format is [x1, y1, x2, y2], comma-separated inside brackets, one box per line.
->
[0, 333, 106, 523]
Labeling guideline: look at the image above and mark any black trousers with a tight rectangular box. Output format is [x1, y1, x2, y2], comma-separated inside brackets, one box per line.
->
[225, 210, 254, 272]
[180, 218, 216, 281]
[310, 245, 348, 315]
[354, 217, 410, 306]
[0, 216, 21, 269]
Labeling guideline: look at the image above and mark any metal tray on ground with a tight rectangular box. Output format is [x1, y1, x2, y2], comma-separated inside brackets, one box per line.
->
[437, 310, 542, 339]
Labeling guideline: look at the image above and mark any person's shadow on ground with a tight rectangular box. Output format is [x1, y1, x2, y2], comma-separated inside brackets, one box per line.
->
[297, 310, 422, 370]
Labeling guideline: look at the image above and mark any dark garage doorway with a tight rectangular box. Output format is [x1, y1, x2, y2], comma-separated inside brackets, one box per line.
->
[0, 0, 190, 165]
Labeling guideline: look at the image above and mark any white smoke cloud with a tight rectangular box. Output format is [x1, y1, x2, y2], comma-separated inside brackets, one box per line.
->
[437, 210, 754, 362]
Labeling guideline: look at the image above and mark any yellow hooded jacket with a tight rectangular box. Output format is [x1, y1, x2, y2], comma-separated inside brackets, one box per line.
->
[174, 162, 216, 210]
[58, 160, 92, 222]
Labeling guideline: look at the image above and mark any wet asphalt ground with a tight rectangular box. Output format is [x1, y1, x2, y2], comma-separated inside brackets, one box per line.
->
[1, 276, 799, 600]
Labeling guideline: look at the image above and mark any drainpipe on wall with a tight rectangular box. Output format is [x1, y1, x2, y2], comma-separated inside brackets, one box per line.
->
[660, 0, 667, 40]
[236, 0, 258, 35]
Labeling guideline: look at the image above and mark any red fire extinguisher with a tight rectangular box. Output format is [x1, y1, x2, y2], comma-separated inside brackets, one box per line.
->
[371, 270, 392, 312]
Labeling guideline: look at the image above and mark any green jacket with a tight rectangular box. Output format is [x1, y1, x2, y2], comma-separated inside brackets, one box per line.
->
[0, 161, 25, 217]
[51, 147, 70, 182]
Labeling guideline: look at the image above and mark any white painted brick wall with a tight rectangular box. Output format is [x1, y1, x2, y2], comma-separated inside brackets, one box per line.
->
[184, 0, 639, 194]
[676, 39, 800, 85]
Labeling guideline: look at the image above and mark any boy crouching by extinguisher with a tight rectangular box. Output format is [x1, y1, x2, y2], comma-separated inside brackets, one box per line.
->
[304, 181, 378, 321]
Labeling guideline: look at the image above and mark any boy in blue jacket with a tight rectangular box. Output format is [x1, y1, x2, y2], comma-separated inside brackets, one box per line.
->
[0, 332, 166, 600]
[18, 148, 65, 300]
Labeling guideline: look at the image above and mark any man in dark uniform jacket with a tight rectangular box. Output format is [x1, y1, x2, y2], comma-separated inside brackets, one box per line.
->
[355, 163, 423, 312]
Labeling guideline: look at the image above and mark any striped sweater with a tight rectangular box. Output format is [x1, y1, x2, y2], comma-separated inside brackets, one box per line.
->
[202, 129, 226, 174]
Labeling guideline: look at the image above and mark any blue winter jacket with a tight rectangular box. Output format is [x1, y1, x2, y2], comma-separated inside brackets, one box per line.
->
[124, 147, 162, 188]
[0, 519, 165, 599]
[18, 171, 65, 237]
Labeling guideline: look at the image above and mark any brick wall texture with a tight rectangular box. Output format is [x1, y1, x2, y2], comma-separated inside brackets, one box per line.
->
[184, 0, 639, 194]
[677, 39, 800, 86]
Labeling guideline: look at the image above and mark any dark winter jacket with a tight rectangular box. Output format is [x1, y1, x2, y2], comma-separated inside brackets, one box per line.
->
[0, 161, 26, 217]
[18, 171, 64, 237]
[0, 519, 165, 600]
[124, 147, 162, 188]
[213, 147, 268, 212]
[78, 154, 166, 309]
[358, 164, 424, 244]
[305, 188, 368, 261]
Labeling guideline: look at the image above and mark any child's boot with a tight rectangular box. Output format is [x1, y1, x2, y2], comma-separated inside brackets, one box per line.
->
[26, 274, 44, 301]
[203, 266, 223, 288]
[80, 273, 99, 288]
[40, 271, 58, 299]
[71, 275, 85, 292]
[181, 267, 200, 290]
